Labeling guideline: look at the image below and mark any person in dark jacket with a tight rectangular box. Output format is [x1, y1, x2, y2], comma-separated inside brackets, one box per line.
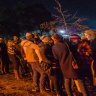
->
[13, 36, 27, 77]
[90, 38, 96, 77]
[0, 38, 10, 74]
[78, 40, 93, 81]
[40, 36, 63, 95]
[84, 30, 96, 85]
[51, 33, 87, 96]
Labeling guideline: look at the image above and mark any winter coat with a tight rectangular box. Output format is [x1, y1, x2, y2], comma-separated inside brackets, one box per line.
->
[52, 42, 77, 79]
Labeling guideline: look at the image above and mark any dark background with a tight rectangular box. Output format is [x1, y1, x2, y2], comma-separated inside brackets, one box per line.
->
[0, 0, 96, 36]
[1, 0, 96, 28]
[1, 0, 96, 17]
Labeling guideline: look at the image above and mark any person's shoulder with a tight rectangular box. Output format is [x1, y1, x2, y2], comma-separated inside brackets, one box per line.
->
[52, 43, 59, 50]
[30, 42, 40, 49]
[38, 42, 44, 46]
[57, 42, 66, 47]
[93, 38, 96, 43]
[52, 44, 55, 48]
[21, 40, 32, 47]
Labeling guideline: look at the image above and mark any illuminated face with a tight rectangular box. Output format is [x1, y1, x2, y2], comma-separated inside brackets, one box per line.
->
[0, 38, 3, 43]
[84, 33, 95, 41]
[13, 36, 18, 42]
[7, 41, 14, 47]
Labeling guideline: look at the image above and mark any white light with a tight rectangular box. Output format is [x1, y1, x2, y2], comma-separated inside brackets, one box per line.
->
[59, 30, 66, 34]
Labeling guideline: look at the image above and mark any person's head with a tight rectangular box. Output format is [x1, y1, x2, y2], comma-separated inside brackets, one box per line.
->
[25, 32, 34, 41]
[69, 34, 81, 44]
[7, 40, 14, 47]
[81, 35, 88, 41]
[51, 33, 63, 44]
[13, 36, 19, 42]
[20, 37, 26, 41]
[84, 30, 95, 41]
[40, 35, 52, 44]
[33, 33, 39, 39]
[0, 38, 3, 43]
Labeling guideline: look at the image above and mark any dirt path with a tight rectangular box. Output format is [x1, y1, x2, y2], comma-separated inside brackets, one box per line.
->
[0, 74, 55, 96]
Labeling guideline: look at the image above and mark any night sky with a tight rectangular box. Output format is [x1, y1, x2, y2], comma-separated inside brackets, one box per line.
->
[0, 0, 96, 29]
[35, 0, 96, 29]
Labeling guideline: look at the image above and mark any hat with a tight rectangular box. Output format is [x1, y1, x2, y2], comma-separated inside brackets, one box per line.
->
[69, 34, 80, 41]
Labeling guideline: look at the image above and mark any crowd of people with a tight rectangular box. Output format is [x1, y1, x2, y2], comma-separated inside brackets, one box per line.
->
[0, 30, 96, 96]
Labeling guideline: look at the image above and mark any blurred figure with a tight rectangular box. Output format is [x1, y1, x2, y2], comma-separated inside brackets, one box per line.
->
[78, 39, 93, 82]
[33, 33, 41, 44]
[68, 34, 81, 58]
[13, 36, 20, 44]
[81, 35, 88, 41]
[84, 30, 96, 86]
[13, 36, 27, 76]
[40, 35, 63, 96]
[26, 32, 34, 42]
[51, 33, 87, 96]
[13, 36, 21, 54]
[21, 33, 35, 77]
[21, 32, 46, 93]
[0, 38, 10, 74]
[33, 33, 39, 39]
[68, 34, 90, 96]
[7, 40, 20, 80]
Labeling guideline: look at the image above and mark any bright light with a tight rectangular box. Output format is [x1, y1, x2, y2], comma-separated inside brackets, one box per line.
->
[62, 35, 69, 38]
[59, 30, 66, 34]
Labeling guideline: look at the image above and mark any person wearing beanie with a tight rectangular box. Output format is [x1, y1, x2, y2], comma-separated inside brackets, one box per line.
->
[69, 34, 81, 43]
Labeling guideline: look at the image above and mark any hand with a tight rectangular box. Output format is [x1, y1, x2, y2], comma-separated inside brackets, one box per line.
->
[73, 64, 78, 69]
[72, 61, 78, 69]
[39, 59, 43, 63]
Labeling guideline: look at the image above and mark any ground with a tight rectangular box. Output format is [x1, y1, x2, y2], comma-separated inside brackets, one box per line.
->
[0, 73, 55, 96]
[0, 73, 96, 96]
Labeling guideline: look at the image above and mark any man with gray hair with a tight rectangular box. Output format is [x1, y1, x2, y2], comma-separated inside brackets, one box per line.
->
[21, 32, 47, 93]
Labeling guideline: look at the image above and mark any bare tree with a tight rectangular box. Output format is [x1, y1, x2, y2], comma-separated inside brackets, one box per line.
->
[54, 0, 68, 30]
[40, 21, 56, 32]
[53, 0, 90, 34]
